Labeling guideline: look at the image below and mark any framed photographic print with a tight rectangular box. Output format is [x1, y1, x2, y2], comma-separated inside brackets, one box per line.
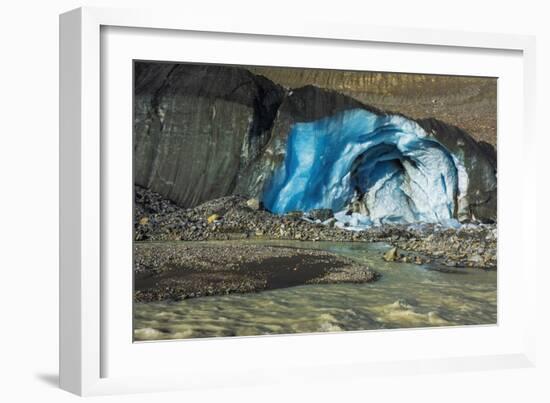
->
[60, 6, 537, 396]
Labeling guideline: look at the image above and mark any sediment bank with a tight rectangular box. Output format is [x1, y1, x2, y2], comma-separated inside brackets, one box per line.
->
[134, 243, 379, 302]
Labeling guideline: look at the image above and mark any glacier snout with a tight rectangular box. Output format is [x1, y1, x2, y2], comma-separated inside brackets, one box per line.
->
[262, 109, 465, 227]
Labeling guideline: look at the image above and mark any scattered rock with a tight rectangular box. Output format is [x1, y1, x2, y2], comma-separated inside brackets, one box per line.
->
[308, 208, 334, 222]
[324, 218, 337, 228]
[468, 254, 483, 264]
[133, 186, 496, 270]
[285, 211, 304, 220]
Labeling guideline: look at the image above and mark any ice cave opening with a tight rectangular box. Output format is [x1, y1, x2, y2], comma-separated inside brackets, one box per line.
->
[262, 109, 467, 228]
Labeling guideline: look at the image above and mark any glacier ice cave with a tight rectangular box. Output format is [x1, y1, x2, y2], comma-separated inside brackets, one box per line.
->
[262, 109, 468, 228]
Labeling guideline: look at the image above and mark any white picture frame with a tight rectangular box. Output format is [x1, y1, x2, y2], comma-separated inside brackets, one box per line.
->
[59, 6, 537, 396]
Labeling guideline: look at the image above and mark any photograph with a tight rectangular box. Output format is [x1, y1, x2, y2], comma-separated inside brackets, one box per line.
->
[132, 61, 498, 341]
[1, 0, 545, 400]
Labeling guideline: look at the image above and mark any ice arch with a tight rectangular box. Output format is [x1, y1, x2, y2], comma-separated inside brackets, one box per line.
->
[262, 109, 465, 226]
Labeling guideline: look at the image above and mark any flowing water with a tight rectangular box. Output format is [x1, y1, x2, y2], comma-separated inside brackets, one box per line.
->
[134, 240, 497, 341]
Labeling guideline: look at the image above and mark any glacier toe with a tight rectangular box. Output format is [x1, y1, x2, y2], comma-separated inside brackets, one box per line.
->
[263, 109, 465, 227]
[133, 64, 496, 225]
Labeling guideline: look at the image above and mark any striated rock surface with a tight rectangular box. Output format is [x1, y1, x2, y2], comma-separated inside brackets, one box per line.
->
[134, 62, 284, 208]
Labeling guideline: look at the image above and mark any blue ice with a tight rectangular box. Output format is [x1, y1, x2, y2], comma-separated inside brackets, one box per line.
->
[262, 109, 462, 227]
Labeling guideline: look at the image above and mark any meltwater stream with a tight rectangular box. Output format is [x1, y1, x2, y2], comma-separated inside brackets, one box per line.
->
[134, 241, 496, 341]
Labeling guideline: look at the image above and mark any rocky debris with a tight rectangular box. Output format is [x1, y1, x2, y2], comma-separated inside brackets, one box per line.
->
[134, 186, 496, 270]
[310, 266, 379, 284]
[135, 186, 386, 243]
[307, 209, 334, 222]
[391, 225, 497, 269]
[400, 254, 430, 265]
[284, 211, 304, 220]
[246, 198, 262, 210]
[382, 247, 432, 265]
[207, 214, 220, 224]
[324, 218, 337, 228]
[134, 243, 379, 302]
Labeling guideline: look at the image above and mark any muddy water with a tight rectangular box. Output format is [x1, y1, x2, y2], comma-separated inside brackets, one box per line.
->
[133, 241, 496, 341]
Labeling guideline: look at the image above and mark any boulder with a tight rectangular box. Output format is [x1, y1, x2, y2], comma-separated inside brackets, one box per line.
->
[383, 247, 400, 262]
[207, 214, 221, 224]
[246, 198, 262, 210]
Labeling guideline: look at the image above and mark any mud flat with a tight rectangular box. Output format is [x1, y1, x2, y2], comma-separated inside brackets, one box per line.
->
[134, 242, 379, 302]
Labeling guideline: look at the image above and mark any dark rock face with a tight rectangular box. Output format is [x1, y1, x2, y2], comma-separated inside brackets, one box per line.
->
[280, 85, 378, 122]
[134, 63, 497, 223]
[416, 118, 497, 222]
[134, 62, 284, 208]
